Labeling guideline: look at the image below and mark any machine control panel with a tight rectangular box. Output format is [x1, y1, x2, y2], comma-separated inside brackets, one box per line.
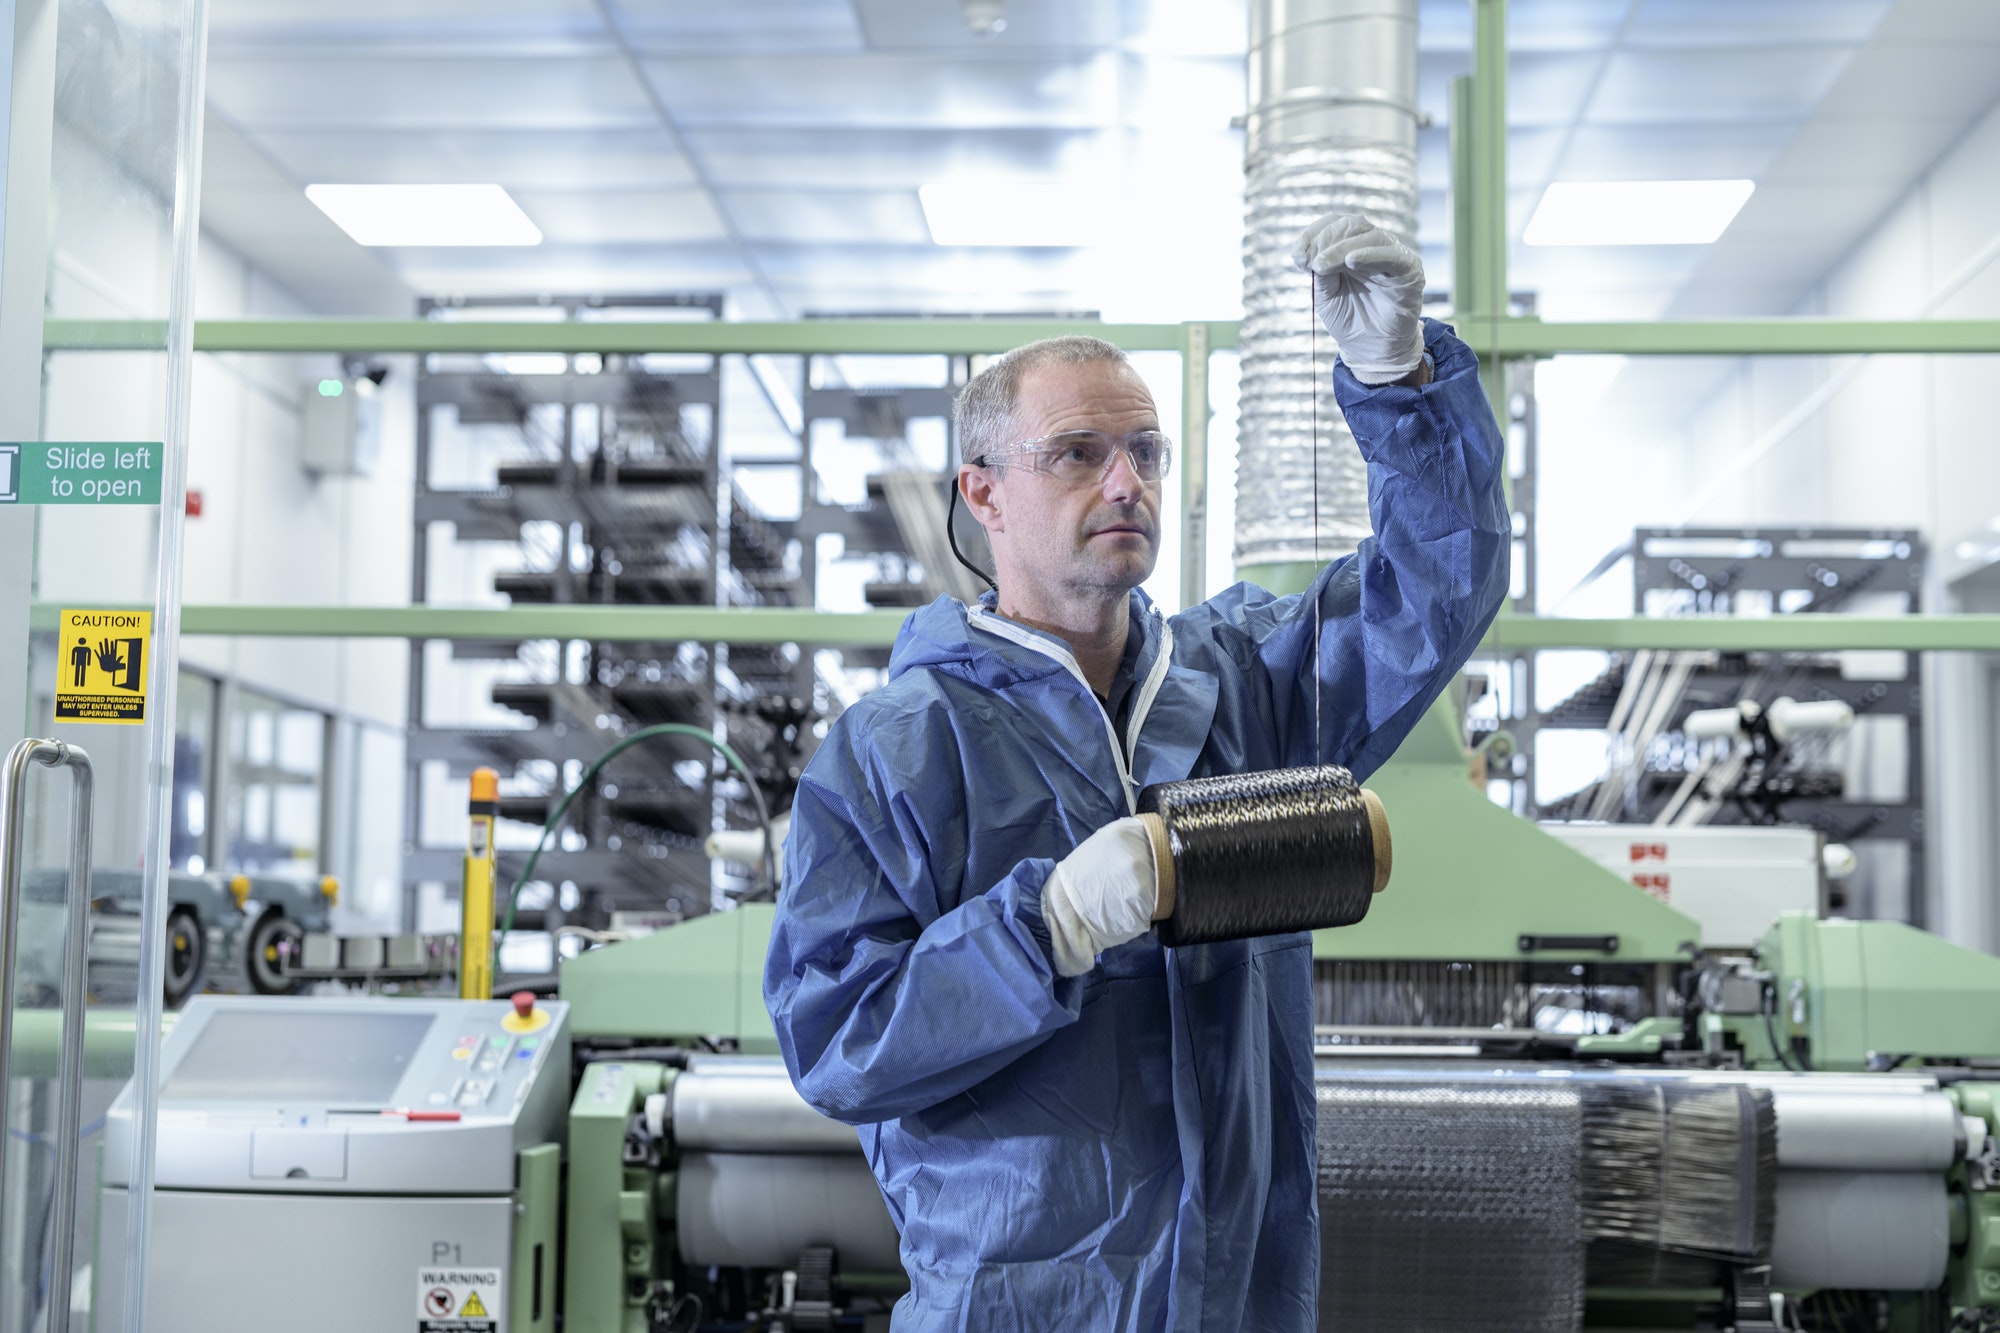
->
[104, 995, 571, 1196]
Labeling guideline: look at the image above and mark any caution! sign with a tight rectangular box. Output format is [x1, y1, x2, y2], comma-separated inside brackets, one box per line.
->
[416, 1267, 500, 1333]
[54, 609, 151, 725]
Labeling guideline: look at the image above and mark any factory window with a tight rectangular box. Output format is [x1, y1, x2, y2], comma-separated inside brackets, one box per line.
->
[169, 671, 219, 873]
[223, 688, 329, 880]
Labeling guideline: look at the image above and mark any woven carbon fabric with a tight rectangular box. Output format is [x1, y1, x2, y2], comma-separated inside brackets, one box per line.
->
[1141, 765, 1374, 947]
[1315, 1075, 1584, 1332]
[1581, 1082, 1776, 1262]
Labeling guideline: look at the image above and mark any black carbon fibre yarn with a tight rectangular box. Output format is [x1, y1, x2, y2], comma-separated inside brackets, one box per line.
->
[1139, 765, 1388, 948]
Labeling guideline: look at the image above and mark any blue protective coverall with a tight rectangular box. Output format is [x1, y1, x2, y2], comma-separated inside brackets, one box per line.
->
[763, 319, 1511, 1331]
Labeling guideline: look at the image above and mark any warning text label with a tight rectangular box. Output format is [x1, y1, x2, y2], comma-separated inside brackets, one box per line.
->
[417, 1266, 499, 1333]
[54, 609, 151, 726]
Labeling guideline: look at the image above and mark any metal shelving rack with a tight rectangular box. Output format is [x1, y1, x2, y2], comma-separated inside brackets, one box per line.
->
[403, 295, 801, 931]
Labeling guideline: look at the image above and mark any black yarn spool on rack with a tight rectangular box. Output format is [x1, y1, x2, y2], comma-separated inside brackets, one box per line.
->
[1136, 765, 1391, 947]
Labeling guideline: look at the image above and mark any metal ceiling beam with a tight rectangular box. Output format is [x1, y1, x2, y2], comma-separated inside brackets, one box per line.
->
[47, 314, 2000, 359]
[43, 317, 1236, 354]
[27, 603, 2000, 652]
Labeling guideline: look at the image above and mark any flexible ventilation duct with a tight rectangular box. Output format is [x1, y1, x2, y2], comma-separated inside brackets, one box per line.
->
[1237, 0, 1420, 569]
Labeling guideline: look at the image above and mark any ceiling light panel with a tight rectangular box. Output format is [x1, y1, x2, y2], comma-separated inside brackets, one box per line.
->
[305, 183, 544, 246]
[638, 54, 1117, 130]
[206, 57, 655, 130]
[1524, 180, 1755, 246]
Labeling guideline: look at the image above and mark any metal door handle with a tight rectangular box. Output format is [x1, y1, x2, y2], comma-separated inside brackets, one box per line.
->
[0, 738, 95, 1333]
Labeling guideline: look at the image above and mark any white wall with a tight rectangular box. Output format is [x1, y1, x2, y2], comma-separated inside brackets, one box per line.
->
[34, 121, 415, 928]
[1667, 94, 2000, 948]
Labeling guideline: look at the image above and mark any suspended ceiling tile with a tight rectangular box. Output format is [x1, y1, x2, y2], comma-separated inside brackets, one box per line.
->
[1554, 122, 1796, 181]
[1416, 0, 1473, 53]
[688, 128, 1110, 190]
[609, 0, 864, 51]
[1720, 179, 1897, 243]
[1502, 50, 1611, 127]
[1530, 283, 1680, 321]
[511, 188, 729, 244]
[642, 54, 1119, 129]
[393, 242, 753, 295]
[209, 0, 601, 34]
[208, 0, 610, 57]
[249, 128, 698, 191]
[1512, 243, 1711, 291]
[1120, 57, 1246, 134]
[1623, 0, 1892, 47]
[206, 56, 657, 130]
[1420, 0, 1635, 54]
[1586, 47, 1855, 124]
[747, 242, 1099, 288]
[725, 189, 933, 245]
[851, 0, 1120, 51]
[198, 111, 415, 316]
[1506, 126, 1572, 184]
[1809, 38, 2000, 124]
[1871, 0, 2000, 43]
[1123, 0, 1248, 59]
[1506, 0, 1641, 52]
[1769, 113, 1968, 184]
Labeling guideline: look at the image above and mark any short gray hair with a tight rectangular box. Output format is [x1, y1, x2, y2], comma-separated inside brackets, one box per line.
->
[952, 335, 1133, 465]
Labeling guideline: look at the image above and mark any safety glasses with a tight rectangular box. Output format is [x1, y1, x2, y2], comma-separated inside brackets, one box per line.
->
[971, 429, 1174, 487]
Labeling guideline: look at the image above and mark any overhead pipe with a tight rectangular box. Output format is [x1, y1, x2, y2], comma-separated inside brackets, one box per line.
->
[1238, 0, 1420, 578]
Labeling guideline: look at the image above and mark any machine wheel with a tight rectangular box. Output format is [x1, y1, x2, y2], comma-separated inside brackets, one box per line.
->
[162, 906, 207, 1008]
[244, 910, 305, 995]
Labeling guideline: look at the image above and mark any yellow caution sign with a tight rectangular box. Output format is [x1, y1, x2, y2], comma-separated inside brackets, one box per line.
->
[459, 1292, 488, 1319]
[54, 609, 151, 725]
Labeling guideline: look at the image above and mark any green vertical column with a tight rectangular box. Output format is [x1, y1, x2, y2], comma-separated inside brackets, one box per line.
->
[1453, 0, 1512, 428]
[1179, 321, 1212, 608]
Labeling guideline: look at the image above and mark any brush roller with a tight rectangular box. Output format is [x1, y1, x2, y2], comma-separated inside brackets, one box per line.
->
[1136, 765, 1391, 948]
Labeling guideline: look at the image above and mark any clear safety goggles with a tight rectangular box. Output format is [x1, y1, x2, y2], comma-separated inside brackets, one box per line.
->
[970, 429, 1174, 487]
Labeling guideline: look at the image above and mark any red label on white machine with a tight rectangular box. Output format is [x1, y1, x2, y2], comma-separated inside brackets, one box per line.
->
[418, 1267, 500, 1333]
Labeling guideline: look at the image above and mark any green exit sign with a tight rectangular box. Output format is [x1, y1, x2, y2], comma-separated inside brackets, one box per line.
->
[0, 442, 162, 505]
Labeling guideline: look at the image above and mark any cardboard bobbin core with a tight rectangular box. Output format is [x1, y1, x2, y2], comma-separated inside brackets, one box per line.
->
[1140, 788, 1391, 923]
[1361, 788, 1392, 894]
[1139, 812, 1176, 922]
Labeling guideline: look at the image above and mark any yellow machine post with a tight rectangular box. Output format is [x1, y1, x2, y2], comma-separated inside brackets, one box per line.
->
[461, 766, 499, 1001]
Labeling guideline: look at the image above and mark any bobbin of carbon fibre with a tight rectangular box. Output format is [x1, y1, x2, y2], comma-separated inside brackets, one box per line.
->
[1139, 765, 1389, 948]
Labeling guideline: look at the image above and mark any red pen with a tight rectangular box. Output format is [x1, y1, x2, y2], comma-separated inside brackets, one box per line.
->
[381, 1108, 461, 1122]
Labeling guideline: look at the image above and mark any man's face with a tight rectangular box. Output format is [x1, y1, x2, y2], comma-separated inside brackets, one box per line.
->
[968, 360, 1163, 604]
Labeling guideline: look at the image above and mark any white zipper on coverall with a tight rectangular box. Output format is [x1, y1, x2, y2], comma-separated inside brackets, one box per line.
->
[967, 606, 1175, 816]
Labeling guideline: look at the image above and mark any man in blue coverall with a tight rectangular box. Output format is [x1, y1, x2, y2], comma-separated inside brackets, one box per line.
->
[763, 213, 1511, 1330]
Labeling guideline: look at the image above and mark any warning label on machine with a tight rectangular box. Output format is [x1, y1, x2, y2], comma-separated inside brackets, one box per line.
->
[53, 609, 151, 725]
[417, 1267, 500, 1332]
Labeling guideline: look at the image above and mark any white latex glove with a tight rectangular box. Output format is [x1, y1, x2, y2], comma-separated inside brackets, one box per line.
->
[1040, 817, 1158, 977]
[1293, 212, 1426, 385]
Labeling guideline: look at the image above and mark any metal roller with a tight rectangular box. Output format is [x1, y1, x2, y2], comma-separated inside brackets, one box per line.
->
[1770, 1171, 1949, 1290]
[670, 1063, 859, 1154]
[1768, 1088, 1961, 1171]
[676, 1152, 901, 1270]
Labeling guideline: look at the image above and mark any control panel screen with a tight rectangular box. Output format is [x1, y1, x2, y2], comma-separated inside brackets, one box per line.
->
[162, 1009, 438, 1103]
